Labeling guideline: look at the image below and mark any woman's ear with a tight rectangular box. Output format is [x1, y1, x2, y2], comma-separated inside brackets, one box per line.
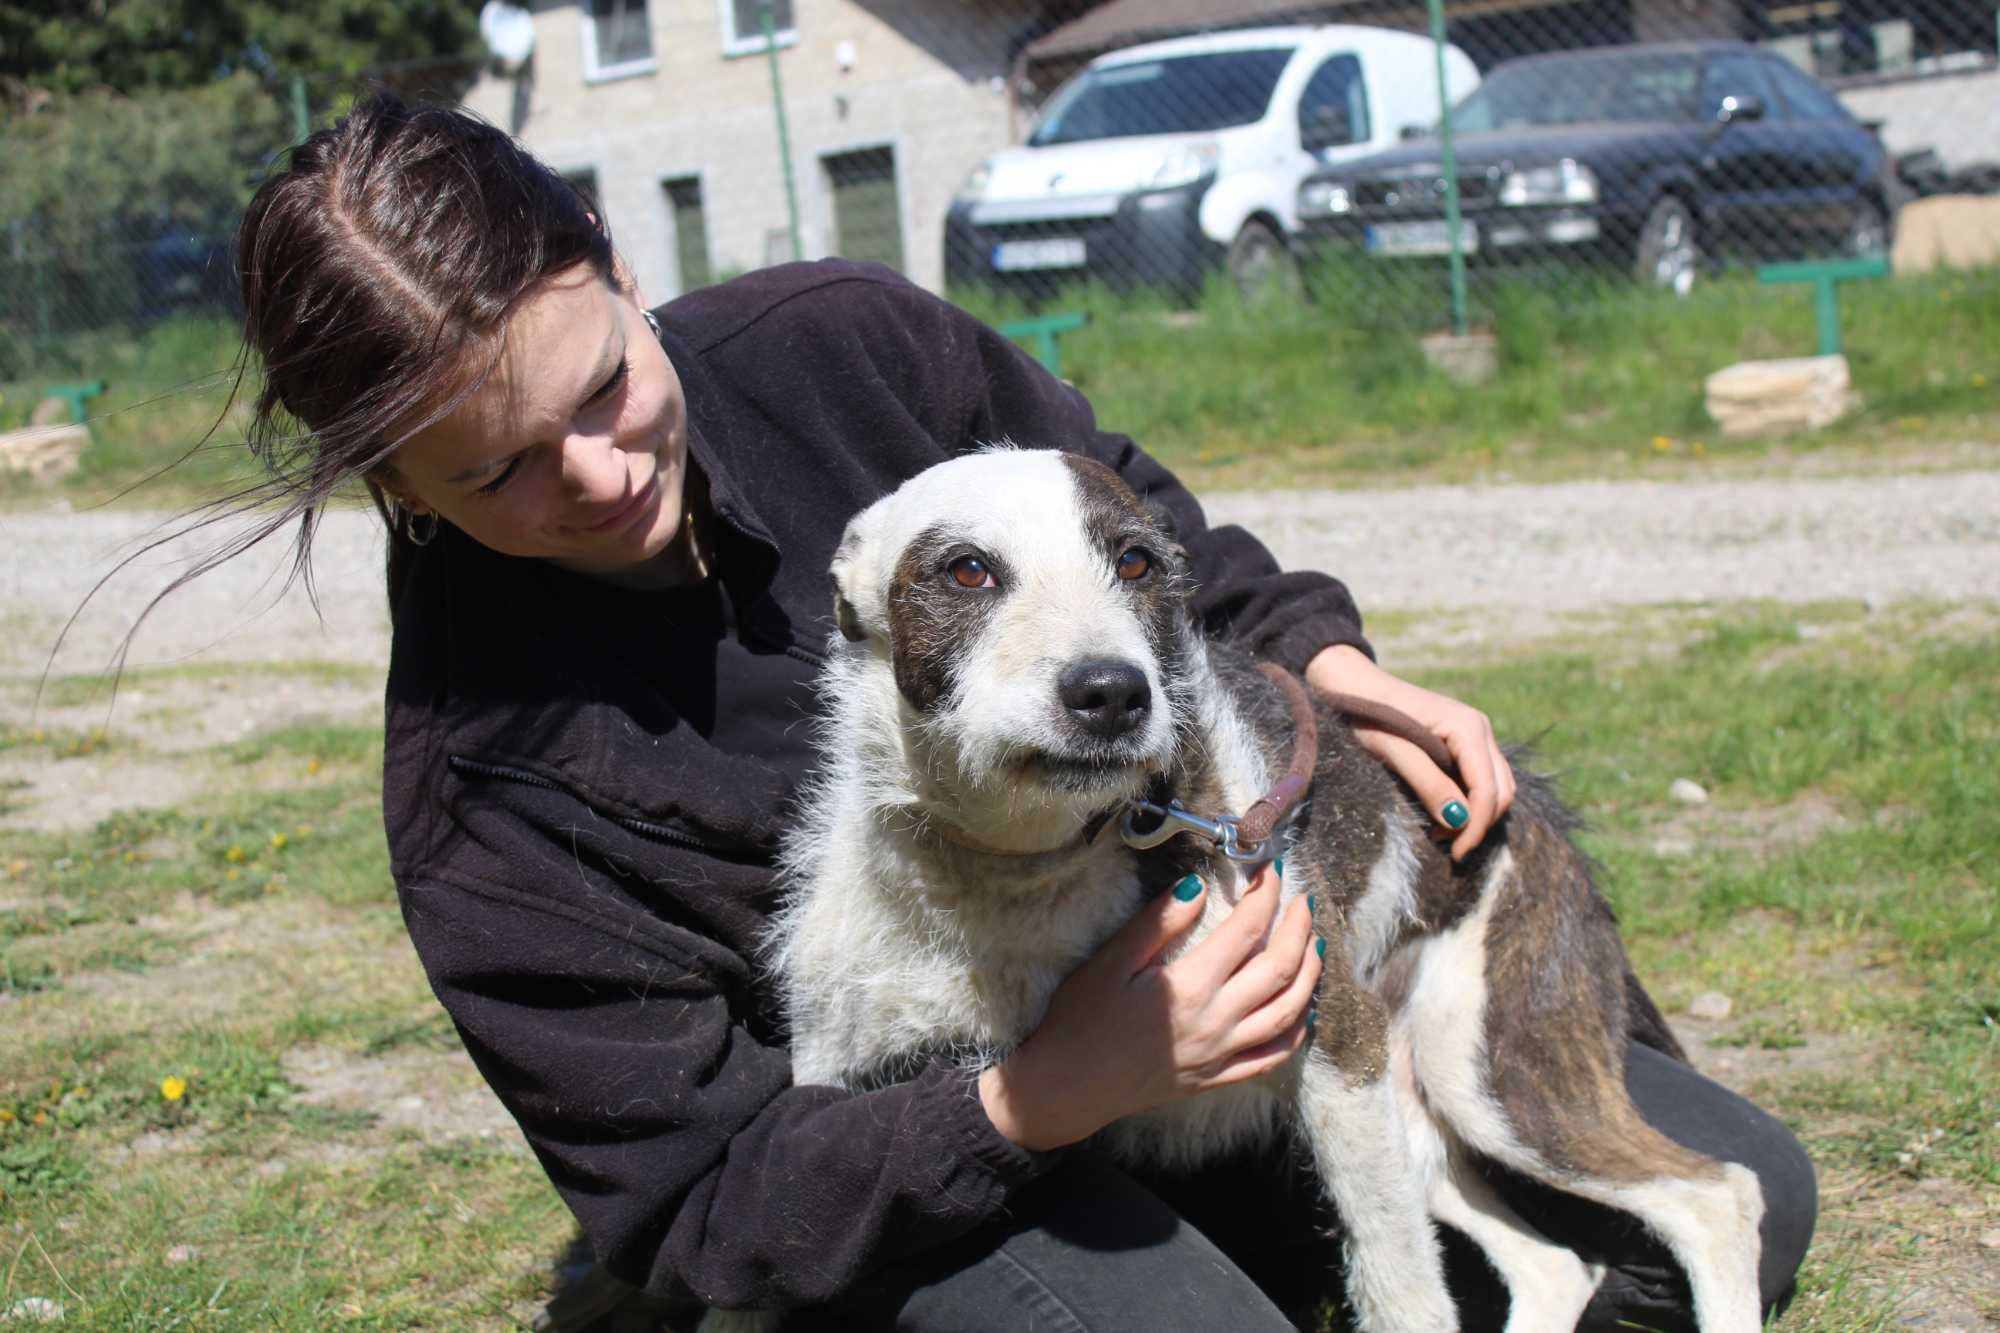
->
[369, 466, 433, 517]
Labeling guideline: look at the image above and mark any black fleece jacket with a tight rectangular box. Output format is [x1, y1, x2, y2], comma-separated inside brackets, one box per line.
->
[382, 260, 1371, 1311]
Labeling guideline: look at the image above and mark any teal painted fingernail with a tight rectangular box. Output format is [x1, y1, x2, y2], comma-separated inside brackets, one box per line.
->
[1307, 894, 1317, 913]
[1274, 857, 1284, 878]
[1315, 937, 1327, 959]
[1173, 874, 1203, 902]
[1305, 1008, 1318, 1031]
[1440, 800, 1469, 830]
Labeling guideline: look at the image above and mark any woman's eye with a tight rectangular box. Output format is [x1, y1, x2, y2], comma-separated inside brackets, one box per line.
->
[476, 456, 523, 496]
[947, 555, 995, 589]
[1116, 548, 1152, 582]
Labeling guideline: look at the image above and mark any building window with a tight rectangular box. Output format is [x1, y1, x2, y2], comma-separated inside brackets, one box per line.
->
[663, 177, 712, 293]
[721, 0, 795, 58]
[824, 146, 903, 273]
[584, 0, 655, 82]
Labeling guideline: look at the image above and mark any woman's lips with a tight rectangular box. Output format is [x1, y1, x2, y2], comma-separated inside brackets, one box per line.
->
[580, 475, 658, 534]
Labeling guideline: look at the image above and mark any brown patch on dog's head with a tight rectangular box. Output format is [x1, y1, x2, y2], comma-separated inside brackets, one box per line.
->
[883, 523, 1012, 713]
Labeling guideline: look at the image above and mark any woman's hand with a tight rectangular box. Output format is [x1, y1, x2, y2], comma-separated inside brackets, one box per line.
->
[978, 864, 1318, 1152]
[1305, 644, 1517, 861]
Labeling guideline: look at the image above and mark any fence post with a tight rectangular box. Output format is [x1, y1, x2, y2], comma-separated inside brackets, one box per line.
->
[762, 4, 803, 263]
[1426, 0, 1469, 337]
[290, 73, 311, 144]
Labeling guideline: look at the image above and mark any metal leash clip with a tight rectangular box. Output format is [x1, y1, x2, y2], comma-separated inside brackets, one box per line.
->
[1119, 798, 1267, 863]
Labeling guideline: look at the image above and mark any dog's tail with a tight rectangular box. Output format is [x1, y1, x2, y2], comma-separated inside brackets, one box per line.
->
[1624, 962, 1691, 1064]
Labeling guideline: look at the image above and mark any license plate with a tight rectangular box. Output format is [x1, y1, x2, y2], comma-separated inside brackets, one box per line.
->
[992, 238, 1087, 272]
[1366, 220, 1480, 257]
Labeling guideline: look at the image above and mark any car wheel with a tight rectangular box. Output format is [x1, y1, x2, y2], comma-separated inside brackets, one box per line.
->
[1227, 221, 1301, 304]
[1844, 199, 1890, 257]
[1634, 196, 1699, 297]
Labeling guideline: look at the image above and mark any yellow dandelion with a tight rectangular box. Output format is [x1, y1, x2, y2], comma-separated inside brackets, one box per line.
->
[1692, 441, 1708, 457]
[305, 758, 323, 776]
[269, 832, 288, 851]
[1650, 435, 1673, 452]
[160, 1076, 187, 1102]
[225, 868, 241, 882]
[4, 859, 25, 877]
[71, 1086, 88, 1099]
[1973, 372, 1989, 388]
[0, 1108, 15, 1124]
[31, 1110, 47, 1125]
[124, 850, 139, 864]
[224, 844, 246, 863]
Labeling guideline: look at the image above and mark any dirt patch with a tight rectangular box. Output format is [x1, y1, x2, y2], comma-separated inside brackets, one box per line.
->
[1645, 792, 1858, 860]
[1813, 1171, 2000, 1330]
[0, 668, 379, 832]
[284, 1043, 522, 1147]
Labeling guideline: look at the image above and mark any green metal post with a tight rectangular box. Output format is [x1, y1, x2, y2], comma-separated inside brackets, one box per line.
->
[290, 73, 311, 144]
[1425, 0, 1469, 337]
[762, 4, 803, 263]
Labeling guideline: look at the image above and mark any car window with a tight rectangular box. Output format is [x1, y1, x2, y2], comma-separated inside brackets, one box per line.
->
[1297, 53, 1371, 149]
[1700, 53, 1781, 121]
[1029, 49, 1294, 146]
[1453, 51, 1699, 130]
[1760, 56, 1852, 121]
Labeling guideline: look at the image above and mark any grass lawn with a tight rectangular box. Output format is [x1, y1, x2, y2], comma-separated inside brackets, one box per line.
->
[1, 601, 1994, 1328]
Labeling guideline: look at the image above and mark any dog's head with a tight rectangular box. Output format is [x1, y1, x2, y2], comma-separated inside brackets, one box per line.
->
[829, 448, 1196, 842]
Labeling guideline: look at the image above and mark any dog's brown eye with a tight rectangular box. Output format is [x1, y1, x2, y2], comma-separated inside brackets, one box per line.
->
[1116, 548, 1151, 582]
[947, 555, 995, 589]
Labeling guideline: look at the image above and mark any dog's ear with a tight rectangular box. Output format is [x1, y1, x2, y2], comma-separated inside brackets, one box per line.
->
[829, 502, 888, 644]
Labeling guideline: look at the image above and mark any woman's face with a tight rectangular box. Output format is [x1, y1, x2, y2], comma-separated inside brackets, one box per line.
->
[382, 263, 691, 578]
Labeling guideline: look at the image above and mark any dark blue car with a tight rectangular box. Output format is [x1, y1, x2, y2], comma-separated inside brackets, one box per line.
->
[1294, 42, 1894, 294]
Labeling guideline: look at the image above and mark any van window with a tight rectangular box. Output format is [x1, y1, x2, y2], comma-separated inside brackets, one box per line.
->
[1298, 53, 1370, 149]
[1029, 49, 1293, 146]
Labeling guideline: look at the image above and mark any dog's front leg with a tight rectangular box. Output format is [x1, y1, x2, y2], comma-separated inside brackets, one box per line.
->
[1296, 1043, 1458, 1331]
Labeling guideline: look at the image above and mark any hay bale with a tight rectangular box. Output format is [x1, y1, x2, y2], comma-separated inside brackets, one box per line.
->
[1892, 195, 2000, 274]
[1704, 355, 1856, 436]
[0, 422, 90, 480]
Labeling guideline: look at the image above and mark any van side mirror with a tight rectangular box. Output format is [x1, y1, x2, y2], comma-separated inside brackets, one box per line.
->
[1716, 93, 1765, 125]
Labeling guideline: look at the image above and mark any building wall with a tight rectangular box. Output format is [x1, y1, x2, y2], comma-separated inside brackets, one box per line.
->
[1835, 64, 2000, 171]
[463, 1, 1022, 299]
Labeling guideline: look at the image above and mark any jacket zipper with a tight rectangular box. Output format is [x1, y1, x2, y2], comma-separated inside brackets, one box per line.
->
[446, 754, 756, 857]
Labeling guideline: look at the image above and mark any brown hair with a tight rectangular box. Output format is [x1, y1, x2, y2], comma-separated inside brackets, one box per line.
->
[77, 92, 614, 677]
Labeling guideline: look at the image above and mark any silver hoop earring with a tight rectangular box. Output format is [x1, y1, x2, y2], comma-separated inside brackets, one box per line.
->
[642, 307, 662, 340]
[406, 510, 440, 547]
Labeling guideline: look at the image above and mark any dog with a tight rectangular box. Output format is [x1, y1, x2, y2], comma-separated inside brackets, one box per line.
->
[738, 447, 1764, 1332]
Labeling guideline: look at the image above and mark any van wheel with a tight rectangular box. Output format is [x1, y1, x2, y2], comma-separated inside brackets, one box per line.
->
[1228, 221, 1301, 303]
[1634, 197, 1699, 297]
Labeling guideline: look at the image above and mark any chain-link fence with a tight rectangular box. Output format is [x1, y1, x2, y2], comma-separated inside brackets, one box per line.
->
[5, 1, 1995, 398]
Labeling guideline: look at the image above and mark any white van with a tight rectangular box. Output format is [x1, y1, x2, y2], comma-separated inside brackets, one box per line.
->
[944, 25, 1480, 298]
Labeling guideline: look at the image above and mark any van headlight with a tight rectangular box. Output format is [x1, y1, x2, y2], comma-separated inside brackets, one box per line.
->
[1146, 142, 1219, 191]
[1298, 180, 1352, 218]
[1498, 159, 1598, 207]
[955, 160, 991, 203]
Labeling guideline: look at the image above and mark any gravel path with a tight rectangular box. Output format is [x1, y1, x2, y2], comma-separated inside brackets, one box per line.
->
[6, 468, 1997, 675]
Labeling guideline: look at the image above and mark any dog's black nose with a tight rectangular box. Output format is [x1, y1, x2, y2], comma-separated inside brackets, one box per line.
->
[1057, 659, 1152, 738]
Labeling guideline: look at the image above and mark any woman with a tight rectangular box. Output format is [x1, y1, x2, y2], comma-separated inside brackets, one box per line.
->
[223, 93, 1812, 1330]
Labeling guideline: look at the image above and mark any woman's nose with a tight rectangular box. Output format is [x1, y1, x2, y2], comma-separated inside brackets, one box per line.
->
[558, 432, 629, 499]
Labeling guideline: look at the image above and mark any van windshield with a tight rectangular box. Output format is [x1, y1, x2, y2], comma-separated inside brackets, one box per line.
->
[1029, 49, 1293, 146]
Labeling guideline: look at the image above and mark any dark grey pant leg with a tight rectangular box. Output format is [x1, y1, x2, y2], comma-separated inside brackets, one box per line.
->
[818, 1152, 1300, 1332]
